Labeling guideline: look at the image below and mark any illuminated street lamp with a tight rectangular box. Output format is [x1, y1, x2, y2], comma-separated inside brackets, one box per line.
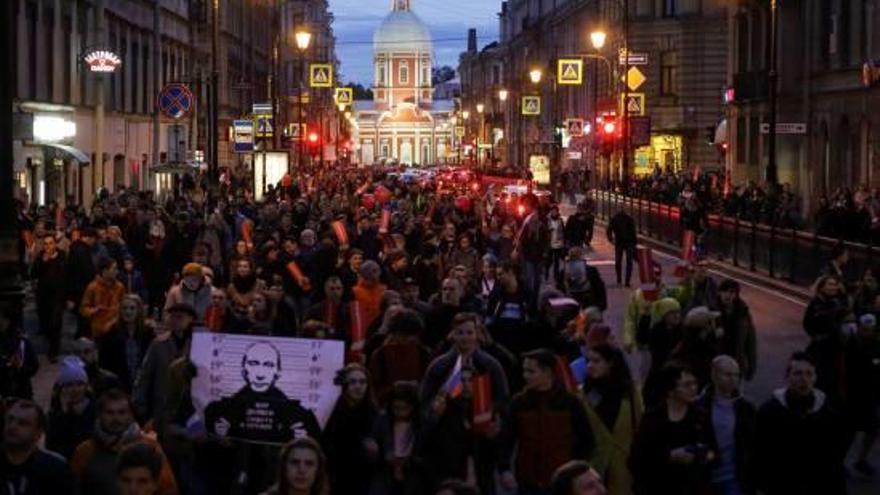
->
[462, 110, 470, 120]
[590, 30, 607, 50]
[344, 110, 351, 119]
[498, 89, 509, 101]
[476, 103, 484, 114]
[295, 30, 312, 51]
[529, 68, 543, 84]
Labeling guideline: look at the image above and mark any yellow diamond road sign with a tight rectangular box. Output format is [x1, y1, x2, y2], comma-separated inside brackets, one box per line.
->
[621, 66, 647, 91]
[522, 96, 541, 115]
[310, 64, 333, 88]
[558, 59, 583, 85]
[335, 87, 353, 105]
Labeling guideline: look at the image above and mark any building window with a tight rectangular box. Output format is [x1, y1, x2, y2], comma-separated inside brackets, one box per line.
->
[662, 0, 677, 18]
[378, 64, 386, 85]
[423, 67, 429, 86]
[660, 51, 678, 96]
[400, 61, 409, 84]
[492, 65, 500, 85]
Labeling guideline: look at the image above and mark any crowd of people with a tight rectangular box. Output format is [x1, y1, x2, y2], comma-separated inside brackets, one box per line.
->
[623, 170, 880, 243]
[0, 162, 877, 495]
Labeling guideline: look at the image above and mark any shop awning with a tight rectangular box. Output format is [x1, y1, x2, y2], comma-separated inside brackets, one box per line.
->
[41, 143, 89, 163]
[713, 119, 729, 145]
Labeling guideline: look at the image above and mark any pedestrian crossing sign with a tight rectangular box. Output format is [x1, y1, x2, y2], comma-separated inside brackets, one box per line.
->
[335, 87, 353, 106]
[310, 64, 333, 88]
[289, 123, 306, 141]
[620, 93, 646, 116]
[565, 118, 585, 137]
[522, 96, 541, 116]
[558, 59, 583, 85]
[255, 115, 274, 138]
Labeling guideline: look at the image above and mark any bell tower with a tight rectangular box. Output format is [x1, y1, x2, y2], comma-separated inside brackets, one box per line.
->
[392, 0, 411, 11]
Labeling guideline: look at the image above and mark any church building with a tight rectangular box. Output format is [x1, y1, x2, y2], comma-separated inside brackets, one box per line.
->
[352, 0, 455, 166]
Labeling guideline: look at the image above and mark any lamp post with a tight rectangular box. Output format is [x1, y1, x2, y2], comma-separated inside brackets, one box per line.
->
[497, 89, 508, 167]
[294, 29, 311, 170]
[476, 103, 485, 166]
[590, 28, 607, 188]
[766, 0, 779, 188]
[463, 110, 471, 164]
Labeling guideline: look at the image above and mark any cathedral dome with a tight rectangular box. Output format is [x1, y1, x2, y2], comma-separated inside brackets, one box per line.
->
[373, 8, 432, 54]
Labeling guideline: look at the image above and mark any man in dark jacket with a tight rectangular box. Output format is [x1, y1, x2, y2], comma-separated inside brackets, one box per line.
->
[718, 280, 757, 381]
[607, 209, 637, 286]
[1, 399, 74, 494]
[66, 228, 98, 338]
[698, 355, 757, 495]
[756, 352, 848, 495]
[564, 201, 595, 250]
[499, 348, 594, 494]
[31, 233, 66, 361]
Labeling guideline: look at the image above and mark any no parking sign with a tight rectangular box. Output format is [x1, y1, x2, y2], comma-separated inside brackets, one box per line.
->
[158, 83, 194, 119]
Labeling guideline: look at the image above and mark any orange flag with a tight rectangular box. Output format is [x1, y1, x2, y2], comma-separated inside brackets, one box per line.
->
[331, 220, 349, 246]
[286, 261, 312, 291]
[555, 355, 578, 393]
[472, 373, 494, 436]
[349, 301, 365, 352]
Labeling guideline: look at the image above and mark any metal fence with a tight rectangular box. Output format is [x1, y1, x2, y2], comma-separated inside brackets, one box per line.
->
[591, 190, 880, 287]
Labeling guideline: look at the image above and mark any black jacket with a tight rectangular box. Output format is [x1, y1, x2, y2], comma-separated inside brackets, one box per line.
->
[607, 212, 637, 247]
[0, 448, 75, 495]
[756, 388, 848, 495]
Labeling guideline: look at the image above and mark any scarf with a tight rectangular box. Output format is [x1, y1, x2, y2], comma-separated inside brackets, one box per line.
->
[94, 421, 142, 451]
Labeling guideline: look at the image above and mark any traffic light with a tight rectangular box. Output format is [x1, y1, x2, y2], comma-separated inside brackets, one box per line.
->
[596, 114, 620, 156]
[553, 125, 563, 147]
[307, 132, 320, 145]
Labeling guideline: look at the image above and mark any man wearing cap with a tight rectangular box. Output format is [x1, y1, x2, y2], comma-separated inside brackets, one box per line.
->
[669, 306, 724, 387]
[133, 303, 195, 432]
[164, 262, 212, 322]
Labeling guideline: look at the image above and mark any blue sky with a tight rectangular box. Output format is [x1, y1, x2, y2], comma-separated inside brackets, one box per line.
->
[329, 0, 500, 85]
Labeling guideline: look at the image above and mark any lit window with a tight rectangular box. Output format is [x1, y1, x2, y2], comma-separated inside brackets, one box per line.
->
[400, 61, 409, 84]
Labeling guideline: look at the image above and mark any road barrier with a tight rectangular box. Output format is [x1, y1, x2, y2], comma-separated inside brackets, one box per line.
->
[591, 189, 880, 287]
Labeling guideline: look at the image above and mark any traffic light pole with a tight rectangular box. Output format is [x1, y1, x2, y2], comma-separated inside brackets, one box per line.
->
[621, 0, 630, 190]
[766, 0, 779, 188]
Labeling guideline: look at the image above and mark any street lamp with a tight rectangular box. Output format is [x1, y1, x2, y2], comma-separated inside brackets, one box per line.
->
[295, 30, 312, 51]
[498, 89, 509, 102]
[462, 110, 470, 120]
[590, 30, 607, 50]
[529, 68, 543, 84]
[294, 28, 311, 169]
[476, 104, 485, 167]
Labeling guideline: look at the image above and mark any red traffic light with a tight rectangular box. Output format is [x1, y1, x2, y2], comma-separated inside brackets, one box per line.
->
[308, 132, 320, 144]
[602, 122, 616, 135]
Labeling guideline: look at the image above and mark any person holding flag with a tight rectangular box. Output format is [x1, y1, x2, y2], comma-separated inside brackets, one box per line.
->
[420, 313, 509, 422]
[499, 348, 595, 494]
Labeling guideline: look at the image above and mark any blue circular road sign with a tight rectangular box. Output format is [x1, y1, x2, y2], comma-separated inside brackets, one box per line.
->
[158, 83, 194, 119]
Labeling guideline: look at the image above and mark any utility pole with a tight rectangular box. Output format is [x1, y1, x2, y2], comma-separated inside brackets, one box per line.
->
[766, 0, 779, 188]
[152, 0, 161, 187]
[271, 0, 280, 150]
[93, 0, 106, 200]
[209, 0, 220, 191]
[620, 0, 629, 188]
[0, 0, 23, 322]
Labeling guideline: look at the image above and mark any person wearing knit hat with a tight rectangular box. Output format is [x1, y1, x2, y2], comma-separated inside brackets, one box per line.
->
[56, 355, 88, 387]
[641, 297, 684, 402]
[47, 356, 97, 459]
[164, 261, 211, 322]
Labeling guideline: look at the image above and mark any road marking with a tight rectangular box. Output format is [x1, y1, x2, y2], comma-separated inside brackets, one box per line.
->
[650, 250, 808, 308]
[585, 259, 615, 266]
